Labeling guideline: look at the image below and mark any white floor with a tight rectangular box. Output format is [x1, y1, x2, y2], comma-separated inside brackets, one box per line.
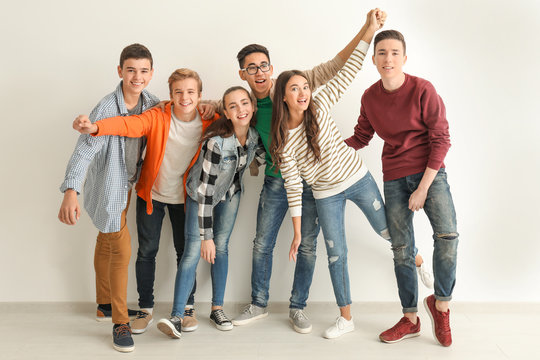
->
[3, 302, 539, 360]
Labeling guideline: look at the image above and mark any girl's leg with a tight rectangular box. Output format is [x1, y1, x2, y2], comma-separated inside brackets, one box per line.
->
[210, 192, 241, 309]
[314, 193, 350, 310]
[348, 172, 433, 288]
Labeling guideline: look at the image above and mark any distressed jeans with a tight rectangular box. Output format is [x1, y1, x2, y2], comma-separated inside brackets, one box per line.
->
[384, 169, 459, 313]
[251, 175, 320, 309]
[315, 172, 390, 307]
[171, 192, 241, 317]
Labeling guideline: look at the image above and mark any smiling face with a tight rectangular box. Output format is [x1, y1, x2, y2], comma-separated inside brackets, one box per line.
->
[373, 39, 407, 84]
[239, 52, 273, 99]
[117, 58, 153, 97]
[223, 89, 254, 130]
[283, 75, 311, 114]
[170, 78, 201, 118]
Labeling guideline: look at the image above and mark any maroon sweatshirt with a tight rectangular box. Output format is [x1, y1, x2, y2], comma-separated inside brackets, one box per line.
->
[345, 74, 450, 182]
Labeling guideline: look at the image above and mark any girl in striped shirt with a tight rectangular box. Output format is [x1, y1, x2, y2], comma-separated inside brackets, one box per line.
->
[270, 12, 395, 338]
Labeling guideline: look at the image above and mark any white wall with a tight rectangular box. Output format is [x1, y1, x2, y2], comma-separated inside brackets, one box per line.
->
[1, 0, 539, 303]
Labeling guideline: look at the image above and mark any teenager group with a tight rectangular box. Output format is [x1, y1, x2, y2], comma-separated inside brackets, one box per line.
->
[59, 8, 459, 353]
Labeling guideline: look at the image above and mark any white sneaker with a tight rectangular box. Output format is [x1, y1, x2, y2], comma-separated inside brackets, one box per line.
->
[323, 316, 354, 339]
[417, 262, 434, 289]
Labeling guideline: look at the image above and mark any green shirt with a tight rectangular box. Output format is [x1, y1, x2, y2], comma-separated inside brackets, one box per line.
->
[254, 96, 281, 178]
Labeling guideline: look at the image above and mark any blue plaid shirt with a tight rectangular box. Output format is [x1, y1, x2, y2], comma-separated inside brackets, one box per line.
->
[60, 82, 159, 233]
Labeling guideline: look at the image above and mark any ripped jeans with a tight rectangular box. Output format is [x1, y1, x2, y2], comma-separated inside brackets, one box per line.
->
[315, 171, 390, 307]
[384, 168, 458, 313]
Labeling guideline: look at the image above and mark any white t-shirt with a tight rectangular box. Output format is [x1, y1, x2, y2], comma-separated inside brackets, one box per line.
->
[151, 108, 202, 204]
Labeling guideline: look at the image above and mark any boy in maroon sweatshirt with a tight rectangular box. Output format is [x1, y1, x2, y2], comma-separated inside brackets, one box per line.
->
[345, 30, 458, 347]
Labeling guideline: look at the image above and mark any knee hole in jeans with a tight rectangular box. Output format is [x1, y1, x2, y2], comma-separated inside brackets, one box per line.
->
[435, 232, 458, 240]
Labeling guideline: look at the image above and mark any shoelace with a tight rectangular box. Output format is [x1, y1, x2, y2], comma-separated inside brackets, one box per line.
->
[437, 310, 451, 333]
[389, 317, 413, 335]
[135, 311, 148, 320]
[213, 309, 230, 323]
[242, 304, 255, 315]
[183, 308, 195, 317]
[292, 310, 307, 321]
[114, 324, 131, 337]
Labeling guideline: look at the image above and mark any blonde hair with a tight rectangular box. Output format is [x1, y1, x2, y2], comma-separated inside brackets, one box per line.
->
[168, 68, 203, 94]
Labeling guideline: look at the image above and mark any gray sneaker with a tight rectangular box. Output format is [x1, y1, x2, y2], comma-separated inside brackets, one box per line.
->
[232, 304, 268, 325]
[289, 309, 312, 334]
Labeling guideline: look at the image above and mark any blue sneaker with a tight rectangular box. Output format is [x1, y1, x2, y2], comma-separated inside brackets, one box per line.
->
[112, 323, 134, 352]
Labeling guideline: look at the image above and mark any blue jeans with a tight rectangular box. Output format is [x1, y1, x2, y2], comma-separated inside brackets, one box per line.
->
[135, 196, 195, 309]
[315, 172, 390, 307]
[171, 192, 241, 316]
[251, 175, 320, 309]
[384, 169, 459, 313]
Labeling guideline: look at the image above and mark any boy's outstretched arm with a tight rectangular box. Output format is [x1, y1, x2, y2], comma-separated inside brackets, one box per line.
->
[73, 115, 98, 134]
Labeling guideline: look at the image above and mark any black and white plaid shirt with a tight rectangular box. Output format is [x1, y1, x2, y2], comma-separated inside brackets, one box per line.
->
[197, 135, 265, 240]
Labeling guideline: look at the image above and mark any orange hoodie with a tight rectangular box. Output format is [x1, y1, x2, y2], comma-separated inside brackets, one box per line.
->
[94, 102, 219, 214]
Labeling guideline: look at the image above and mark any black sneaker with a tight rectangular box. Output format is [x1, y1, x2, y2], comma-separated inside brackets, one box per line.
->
[96, 305, 140, 322]
[210, 309, 233, 331]
[112, 323, 134, 352]
[157, 316, 182, 339]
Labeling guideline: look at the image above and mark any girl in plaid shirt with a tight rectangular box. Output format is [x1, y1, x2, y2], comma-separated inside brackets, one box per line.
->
[157, 86, 265, 336]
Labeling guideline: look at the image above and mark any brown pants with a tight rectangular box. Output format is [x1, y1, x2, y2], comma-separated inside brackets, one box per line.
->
[94, 190, 132, 324]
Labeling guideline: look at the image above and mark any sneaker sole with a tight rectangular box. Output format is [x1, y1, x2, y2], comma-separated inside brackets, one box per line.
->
[289, 318, 312, 334]
[210, 319, 233, 331]
[232, 312, 268, 326]
[112, 342, 134, 353]
[132, 318, 153, 334]
[423, 297, 451, 347]
[417, 266, 434, 289]
[157, 320, 181, 339]
[379, 331, 421, 344]
[181, 324, 199, 332]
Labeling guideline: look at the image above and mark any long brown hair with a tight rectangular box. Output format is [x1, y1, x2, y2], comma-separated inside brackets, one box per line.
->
[201, 86, 256, 142]
[270, 70, 320, 169]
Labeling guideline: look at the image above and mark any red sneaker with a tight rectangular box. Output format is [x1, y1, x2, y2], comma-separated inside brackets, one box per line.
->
[379, 316, 421, 343]
[424, 295, 452, 346]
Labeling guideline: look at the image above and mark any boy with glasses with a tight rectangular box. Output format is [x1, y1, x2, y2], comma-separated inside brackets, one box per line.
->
[231, 9, 390, 334]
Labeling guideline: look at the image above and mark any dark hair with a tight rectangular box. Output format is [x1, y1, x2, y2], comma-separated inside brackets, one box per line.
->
[236, 44, 270, 69]
[374, 30, 406, 55]
[270, 70, 320, 170]
[168, 68, 203, 94]
[201, 86, 255, 142]
[119, 43, 153, 68]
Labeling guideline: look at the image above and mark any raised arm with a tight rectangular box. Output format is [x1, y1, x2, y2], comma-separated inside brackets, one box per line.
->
[73, 108, 159, 137]
[304, 8, 386, 90]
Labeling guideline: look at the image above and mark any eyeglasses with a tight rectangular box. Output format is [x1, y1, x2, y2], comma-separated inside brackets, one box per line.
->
[242, 63, 271, 75]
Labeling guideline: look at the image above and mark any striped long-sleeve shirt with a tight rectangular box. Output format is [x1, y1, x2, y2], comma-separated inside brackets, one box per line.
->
[280, 42, 370, 217]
